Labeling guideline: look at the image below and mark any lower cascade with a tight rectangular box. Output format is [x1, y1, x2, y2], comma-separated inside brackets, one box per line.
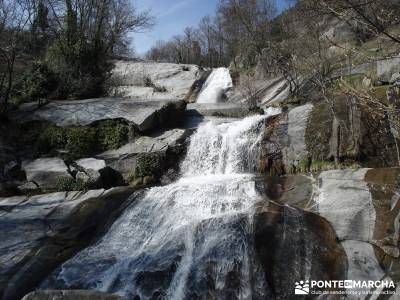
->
[41, 115, 269, 299]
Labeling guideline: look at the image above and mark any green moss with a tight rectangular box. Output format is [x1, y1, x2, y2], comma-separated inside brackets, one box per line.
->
[309, 160, 336, 172]
[55, 176, 88, 192]
[135, 153, 164, 178]
[287, 159, 360, 174]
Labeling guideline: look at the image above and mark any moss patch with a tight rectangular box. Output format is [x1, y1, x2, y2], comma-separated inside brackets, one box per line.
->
[20, 119, 135, 161]
[55, 176, 89, 192]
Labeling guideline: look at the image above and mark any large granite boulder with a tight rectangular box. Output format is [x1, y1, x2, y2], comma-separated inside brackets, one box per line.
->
[259, 167, 400, 297]
[0, 187, 135, 300]
[22, 290, 126, 300]
[21, 158, 72, 191]
[98, 129, 188, 186]
[9, 98, 186, 132]
[111, 60, 201, 100]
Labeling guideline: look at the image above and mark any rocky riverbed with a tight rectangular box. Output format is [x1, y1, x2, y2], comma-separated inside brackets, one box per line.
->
[1, 59, 400, 300]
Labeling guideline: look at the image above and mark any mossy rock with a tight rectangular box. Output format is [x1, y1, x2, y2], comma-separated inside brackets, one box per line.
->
[135, 152, 165, 178]
[22, 119, 135, 160]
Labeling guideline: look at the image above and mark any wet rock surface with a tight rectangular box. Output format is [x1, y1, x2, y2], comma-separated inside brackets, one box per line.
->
[22, 290, 127, 300]
[254, 202, 347, 300]
[0, 187, 135, 300]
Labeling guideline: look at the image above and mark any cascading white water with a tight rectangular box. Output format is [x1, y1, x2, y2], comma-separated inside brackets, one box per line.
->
[42, 115, 269, 300]
[196, 67, 233, 103]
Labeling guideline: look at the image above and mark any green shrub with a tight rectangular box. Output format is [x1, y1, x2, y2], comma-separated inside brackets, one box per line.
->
[56, 176, 88, 192]
[12, 62, 58, 105]
[97, 120, 129, 150]
[36, 123, 66, 155]
[65, 127, 97, 160]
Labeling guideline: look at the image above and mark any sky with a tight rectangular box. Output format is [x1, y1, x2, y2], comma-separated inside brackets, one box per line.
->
[132, 0, 289, 56]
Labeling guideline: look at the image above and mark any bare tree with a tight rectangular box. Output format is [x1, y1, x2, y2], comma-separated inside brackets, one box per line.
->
[0, 0, 34, 114]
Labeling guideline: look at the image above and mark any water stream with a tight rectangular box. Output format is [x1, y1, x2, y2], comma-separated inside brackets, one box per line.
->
[42, 114, 269, 299]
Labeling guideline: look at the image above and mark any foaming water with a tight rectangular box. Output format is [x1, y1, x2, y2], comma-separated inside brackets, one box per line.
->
[42, 115, 269, 300]
[196, 68, 233, 103]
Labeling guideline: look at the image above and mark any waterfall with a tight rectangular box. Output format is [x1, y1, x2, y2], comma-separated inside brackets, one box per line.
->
[42, 115, 269, 300]
[197, 68, 233, 103]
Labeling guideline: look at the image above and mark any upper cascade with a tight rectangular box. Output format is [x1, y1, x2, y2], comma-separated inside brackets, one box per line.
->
[196, 67, 233, 103]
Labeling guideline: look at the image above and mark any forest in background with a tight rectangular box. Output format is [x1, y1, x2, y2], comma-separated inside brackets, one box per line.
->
[1, 0, 400, 119]
[0, 0, 153, 115]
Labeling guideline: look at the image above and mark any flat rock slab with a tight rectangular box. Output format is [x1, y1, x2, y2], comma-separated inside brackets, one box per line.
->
[99, 129, 187, 160]
[9, 98, 185, 132]
[187, 103, 257, 118]
[112, 60, 199, 100]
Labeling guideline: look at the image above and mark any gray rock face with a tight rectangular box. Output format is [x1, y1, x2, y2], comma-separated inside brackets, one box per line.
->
[98, 129, 188, 184]
[0, 187, 135, 300]
[377, 56, 400, 83]
[9, 98, 186, 132]
[261, 103, 313, 174]
[22, 158, 72, 191]
[314, 169, 374, 242]
[286, 103, 313, 163]
[22, 290, 127, 300]
[259, 78, 290, 107]
[111, 60, 200, 100]
[312, 168, 400, 297]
